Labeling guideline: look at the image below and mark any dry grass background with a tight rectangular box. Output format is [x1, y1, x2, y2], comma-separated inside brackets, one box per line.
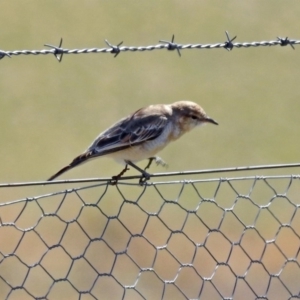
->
[0, 1, 299, 299]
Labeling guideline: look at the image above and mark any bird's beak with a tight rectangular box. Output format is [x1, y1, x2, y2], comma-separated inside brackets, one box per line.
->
[205, 117, 218, 125]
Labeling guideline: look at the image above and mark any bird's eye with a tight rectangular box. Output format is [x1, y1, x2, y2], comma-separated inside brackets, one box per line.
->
[191, 115, 198, 120]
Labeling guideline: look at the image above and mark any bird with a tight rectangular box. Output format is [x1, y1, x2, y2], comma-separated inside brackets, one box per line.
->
[47, 100, 218, 183]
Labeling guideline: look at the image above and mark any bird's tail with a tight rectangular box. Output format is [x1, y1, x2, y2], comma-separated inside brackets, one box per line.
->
[47, 151, 93, 181]
[47, 165, 74, 181]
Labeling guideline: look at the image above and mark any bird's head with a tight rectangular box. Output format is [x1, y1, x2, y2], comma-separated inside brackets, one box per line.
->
[171, 101, 218, 133]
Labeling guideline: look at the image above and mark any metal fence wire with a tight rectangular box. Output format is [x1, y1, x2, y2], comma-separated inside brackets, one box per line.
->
[0, 32, 299, 62]
[0, 169, 300, 299]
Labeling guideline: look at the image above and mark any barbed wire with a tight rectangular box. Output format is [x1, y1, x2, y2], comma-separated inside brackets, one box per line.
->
[0, 162, 299, 188]
[0, 32, 298, 62]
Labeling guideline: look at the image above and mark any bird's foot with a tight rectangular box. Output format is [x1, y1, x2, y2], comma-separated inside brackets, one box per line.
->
[124, 160, 152, 185]
[139, 170, 151, 185]
[110, 165, 130, 185]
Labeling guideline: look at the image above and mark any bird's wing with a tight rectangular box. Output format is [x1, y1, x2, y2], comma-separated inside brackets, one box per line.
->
[87, 112, 169, 157]
[47, 108, 169, 181]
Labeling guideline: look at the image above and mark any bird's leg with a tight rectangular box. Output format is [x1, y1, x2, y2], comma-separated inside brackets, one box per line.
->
[125, 160, 151, 184]
[110, 164, 130, 185]
[144, 156, 168, 171]
[144, 157, 155, 171]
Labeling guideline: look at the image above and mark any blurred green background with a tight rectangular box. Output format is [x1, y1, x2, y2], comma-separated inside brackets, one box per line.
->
[1, 0, 299, 184]
[0, 1, 299, 299]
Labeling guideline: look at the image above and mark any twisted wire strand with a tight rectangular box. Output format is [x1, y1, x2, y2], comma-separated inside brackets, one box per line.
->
[0, 33, 298, 61]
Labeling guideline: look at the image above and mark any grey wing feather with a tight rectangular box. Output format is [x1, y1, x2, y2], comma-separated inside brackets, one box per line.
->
[87, 113, 168, 157]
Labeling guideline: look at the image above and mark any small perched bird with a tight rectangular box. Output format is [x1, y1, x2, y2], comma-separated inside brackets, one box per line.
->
[48, 101, 218, 183]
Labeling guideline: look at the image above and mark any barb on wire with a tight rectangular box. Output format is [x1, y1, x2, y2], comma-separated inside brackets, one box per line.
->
[0, 50, 11, 60]
[159, 34, 181, 56]
[277, 36, 295, 50]
[105, 39, 123, 57]
[224, 31, 237, 51]
[44, 38, 64, 62]
[0, 31, 299, 61]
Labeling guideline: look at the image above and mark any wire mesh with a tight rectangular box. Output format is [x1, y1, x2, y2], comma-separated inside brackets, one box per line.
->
[0, 173, 299, 299]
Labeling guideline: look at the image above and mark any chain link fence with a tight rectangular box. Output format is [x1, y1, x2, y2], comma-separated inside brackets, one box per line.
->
[0, 170, 299, 299]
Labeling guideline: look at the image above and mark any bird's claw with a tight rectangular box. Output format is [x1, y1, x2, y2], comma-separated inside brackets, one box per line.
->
[110, 176, 118, 185]
[139, 171, 151, 185]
